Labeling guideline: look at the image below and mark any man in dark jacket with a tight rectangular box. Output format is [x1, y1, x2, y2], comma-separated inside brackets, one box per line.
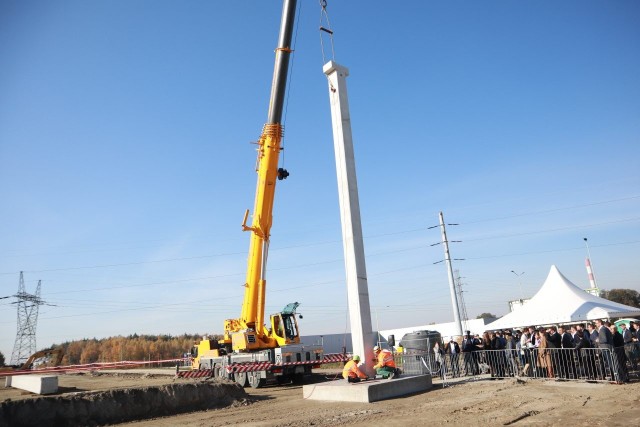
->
[461, 332, 479, 375]
[445, 337, 461, 377]
[558, 325, 575, 378]
[595, 319, 616, 381]
[595, 319, 613, 347]
[548, 326, 562, 348]
[587, 323, 599, 345]
[609, 323, 628, 382]
[574, 331, 595, 379]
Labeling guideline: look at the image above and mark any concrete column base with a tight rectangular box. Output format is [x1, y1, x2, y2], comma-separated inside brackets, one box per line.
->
[303, 374, 432, 403]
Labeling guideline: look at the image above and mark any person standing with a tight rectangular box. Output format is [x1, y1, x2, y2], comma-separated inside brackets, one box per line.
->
[595, 319, 616, 381]
[519, 329, 532, 375]
[573, 331, 595, 379]
[445, 337, 461, 378]
[462, 332, 479, 376]
[433, 341, 445, 379]
[537, 330, 554, 378]
[504, 331, 518, 377]
[587, 323, 599, 346]
[559, 325, 575, 378]
[548, 326, 562, 348]
[629, 321, 639, 340]
[576, 324, 589, 345]
[620, 323, 637, 370]
[609, 324, 628, 383]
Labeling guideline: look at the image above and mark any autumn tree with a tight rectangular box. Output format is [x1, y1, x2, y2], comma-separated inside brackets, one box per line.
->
[52, 334, 205, 365]
[80, 339, 101, 364]
[601, 289, 640, 308]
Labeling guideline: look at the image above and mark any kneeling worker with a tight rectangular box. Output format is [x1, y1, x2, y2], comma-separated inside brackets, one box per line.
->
[373, 345, 400, 379]
[343, 355, 369, 383]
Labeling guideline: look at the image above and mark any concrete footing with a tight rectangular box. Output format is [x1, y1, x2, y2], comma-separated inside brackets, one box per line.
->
[303, 374, 432, 403]
[5, 375, 59, 395]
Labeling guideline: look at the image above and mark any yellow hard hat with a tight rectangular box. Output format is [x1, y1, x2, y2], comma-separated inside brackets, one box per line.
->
[353, 355, 360, 362]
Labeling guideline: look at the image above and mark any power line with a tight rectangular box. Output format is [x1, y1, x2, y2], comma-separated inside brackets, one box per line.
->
[461, 217, 640, 243]
[1, 210, 636, 276]
[461, 195, 640, 225]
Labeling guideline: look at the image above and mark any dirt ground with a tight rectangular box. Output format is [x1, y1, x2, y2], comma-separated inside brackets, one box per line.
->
[3, 369, 640, 426]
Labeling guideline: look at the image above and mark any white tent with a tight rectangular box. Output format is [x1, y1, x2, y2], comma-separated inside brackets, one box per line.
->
[485, 265, 640, 330]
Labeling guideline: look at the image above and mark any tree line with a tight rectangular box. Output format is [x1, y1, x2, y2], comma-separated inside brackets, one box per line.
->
[51, 333, 218, 365]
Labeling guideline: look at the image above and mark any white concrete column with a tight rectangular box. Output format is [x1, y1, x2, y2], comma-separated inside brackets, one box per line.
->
[323, 60, 375, 375]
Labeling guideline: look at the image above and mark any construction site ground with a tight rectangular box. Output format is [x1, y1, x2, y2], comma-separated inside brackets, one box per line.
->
[2, 368, 640, 426]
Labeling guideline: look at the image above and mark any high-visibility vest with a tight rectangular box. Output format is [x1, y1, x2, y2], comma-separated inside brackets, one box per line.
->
[342, 360, 367, 379]
[375, 349, 396, 369]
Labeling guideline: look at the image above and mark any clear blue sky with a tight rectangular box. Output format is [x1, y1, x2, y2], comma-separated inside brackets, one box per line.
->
[1, 0, 638, 359]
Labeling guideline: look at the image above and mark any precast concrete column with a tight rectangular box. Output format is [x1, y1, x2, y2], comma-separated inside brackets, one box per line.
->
[323, 61, 375, 375]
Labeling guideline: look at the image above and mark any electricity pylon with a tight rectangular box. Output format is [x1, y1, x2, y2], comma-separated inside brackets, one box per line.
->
[10, 272, 45, 365]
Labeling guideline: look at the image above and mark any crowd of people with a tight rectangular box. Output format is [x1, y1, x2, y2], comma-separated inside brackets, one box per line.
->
[429, 320, 639, 383]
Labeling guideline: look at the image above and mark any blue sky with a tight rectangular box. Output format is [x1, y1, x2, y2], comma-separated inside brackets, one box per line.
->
[1, 0, 638, 359]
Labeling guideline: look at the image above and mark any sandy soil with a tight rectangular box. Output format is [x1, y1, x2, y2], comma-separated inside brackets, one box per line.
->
[0, 370, 178, 402]
[3, 370, 640, 426]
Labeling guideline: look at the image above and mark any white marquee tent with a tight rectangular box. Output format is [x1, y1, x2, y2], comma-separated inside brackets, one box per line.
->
[486, 265, 640, 330]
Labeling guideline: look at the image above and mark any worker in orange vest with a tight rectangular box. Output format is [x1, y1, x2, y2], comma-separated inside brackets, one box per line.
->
[373, 345, 400, 379]
[342, 355, 369, 383]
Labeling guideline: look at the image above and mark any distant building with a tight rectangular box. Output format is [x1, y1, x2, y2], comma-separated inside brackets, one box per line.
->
[301, 317, 497, 354]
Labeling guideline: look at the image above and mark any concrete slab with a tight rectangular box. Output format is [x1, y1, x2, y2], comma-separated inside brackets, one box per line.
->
[5, 375, 58, 395]
[303, 374, 432, 403]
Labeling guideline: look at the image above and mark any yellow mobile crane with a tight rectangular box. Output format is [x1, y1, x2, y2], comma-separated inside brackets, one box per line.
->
[190, 0, 323, 388]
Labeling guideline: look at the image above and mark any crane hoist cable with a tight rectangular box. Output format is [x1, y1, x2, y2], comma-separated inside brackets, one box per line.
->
[318, 0, 336, 64]
[319, 0, 337, 94]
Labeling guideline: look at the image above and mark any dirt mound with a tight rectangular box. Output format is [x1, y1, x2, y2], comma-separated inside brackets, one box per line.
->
[0, 379, 248, 427]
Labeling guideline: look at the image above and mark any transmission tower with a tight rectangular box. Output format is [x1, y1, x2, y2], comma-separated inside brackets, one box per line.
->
[454, 269, 470, 333]
[10, 271, 45, 365]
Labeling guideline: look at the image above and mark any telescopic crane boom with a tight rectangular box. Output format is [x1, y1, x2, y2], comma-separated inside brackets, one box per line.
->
[190, 0, 323, 387]
[220, 0, 300, 352]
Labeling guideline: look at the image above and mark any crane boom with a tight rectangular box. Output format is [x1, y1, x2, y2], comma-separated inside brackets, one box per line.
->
[221, 0, 299, 352]
[189, 1, 324, 387]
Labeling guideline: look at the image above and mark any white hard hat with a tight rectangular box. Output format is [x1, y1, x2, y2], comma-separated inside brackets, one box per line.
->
[373, 345, 380, 352]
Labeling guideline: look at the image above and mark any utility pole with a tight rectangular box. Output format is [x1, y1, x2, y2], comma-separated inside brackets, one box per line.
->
[438, 212, 464, 339]
[454, 270, 469, 335]
[511, 270, 525, 301]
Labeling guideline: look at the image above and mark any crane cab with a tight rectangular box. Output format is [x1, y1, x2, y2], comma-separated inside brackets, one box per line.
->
[269, 302, 301, 346]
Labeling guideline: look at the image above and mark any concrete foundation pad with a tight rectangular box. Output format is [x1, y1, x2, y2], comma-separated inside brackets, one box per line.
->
[303, 374, 432, 403]
[5, 375, 59, 395]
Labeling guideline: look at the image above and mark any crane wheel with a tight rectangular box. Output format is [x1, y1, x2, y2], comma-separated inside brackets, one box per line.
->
[247, 371, 265, 389]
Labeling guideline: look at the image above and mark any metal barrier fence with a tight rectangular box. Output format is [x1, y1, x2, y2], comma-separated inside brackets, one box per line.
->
[395, 343, 640, 384]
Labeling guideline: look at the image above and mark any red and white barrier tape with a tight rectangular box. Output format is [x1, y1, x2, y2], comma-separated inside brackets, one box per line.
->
[177, 369, 213, 378]
[3, 353, 351, 378]
[223, 353, 350, 373]
[2, 358, 186, 377]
